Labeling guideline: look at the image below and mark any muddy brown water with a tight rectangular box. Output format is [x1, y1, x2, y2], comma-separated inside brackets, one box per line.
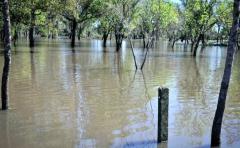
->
[0, 39, 239, 148]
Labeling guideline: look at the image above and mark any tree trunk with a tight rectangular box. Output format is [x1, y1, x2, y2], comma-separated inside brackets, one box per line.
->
[115, 35, 123, 52]
[0, 29, 4, 41]
[114, 22, 124, 52]
[109, 33, 112, 40]
[29, 9, 35, 47]
[71, 19, 77, 47]
[155, 22, 160, 40]
[237, 32, 240, 50]
[77, 24, 82, 40]
[190, 39, 195, 52]
[47, 25, 51, 39]
[193, 34, 202, 56]
[129, 38, 138, 70]
[24, 31, 27, 38]
[102, 32, 108, 47]
[1, 0, 11, 110]
[211, 0, 240, 146]
[201, 34, 206, 47]
[142, 34, 146, 48]
[172, 38, 178, 48]
[217, 24, 221, 44]
[13, 28, 18, 47]
[115, 31, 123, 52]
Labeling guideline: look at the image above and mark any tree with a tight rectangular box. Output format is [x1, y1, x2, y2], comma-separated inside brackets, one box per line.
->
[25, 0, 49, 47]
[0, 7, 3, 41]
[215, 0, 233, 44]
[109, 0, 140, 51]
[150, 0, 178, 40]
[9, 0, 30, 46]
[62, 0, 107, 47]
[211, 0, 240, 146]
[130, 0, 155, 48]
[183, 0, 219, 56]
[8, 0, 63, 47]
[98, 13, 115, 47]
[1, 0, 11, 110]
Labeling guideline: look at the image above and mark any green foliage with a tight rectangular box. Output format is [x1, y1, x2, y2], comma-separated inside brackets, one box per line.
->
[180, 0, 232, 42]
[215, 0, 233, 36]
[7, 0, 63, 38]
[0, 0, 233, 43]
[63, 0, 108, 22]
[184, 0, 218, 39]
[150, 0, 178, 28]
[107, 0, 141, 35]
[128, 0, 178, 39]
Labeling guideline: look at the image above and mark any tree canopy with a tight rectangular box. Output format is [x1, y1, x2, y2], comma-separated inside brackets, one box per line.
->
[0, 0, 233, 53]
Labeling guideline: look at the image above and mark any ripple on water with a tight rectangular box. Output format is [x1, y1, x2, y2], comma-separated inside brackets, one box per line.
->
[0, 40, 240, 148]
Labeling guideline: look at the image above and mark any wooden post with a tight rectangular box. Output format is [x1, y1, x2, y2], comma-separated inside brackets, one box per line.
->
[158, 87, 169, 143]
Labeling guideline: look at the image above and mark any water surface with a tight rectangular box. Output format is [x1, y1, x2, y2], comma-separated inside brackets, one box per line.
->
[0, 39, 239, 148]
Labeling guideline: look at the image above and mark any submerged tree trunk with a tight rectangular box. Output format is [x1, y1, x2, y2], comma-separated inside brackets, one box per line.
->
[172, 37, 178, 48]
[128, 38, 138, 70]
[141, 38, 154, 70]
[190, 38, 195, 52]
[211, 0, 240, 146]
[77, 24, 83, 41]
[201, 34, 206, 47]
[71, 19, 77, 47]
[1, 0, 11, 110]
[115, 23, 124, 52]
[102, 31, 108, 47]
[109, 32, 112, 40]
[193, 34, 203, 57]
[115, 35, 123, 52]
[13, 28, 18, 47]
[142, 33, 146, 48]
[217, 24, 221, 44]
[29, 9, 35, 47]
[0, 29, 4, 41]
[155, 22, 160, 40]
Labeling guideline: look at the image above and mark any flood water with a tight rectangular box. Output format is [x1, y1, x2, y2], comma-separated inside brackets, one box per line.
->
[0, 39, 239, 148]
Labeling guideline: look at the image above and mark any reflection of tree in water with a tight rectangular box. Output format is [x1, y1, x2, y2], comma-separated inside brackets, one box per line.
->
[30, 48, 36, 85]
[141, 71, 155, 124]
[4, 39, 240, 147]
[177, 58, 204, 99]
[72, 46, 161, 146]
[173, 57, 225, 140]
[77, 69, 136, 146]
[70, 50, 89, 146]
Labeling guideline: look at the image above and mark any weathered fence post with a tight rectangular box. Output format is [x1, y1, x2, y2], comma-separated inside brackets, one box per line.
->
[158, 87, 169, 143]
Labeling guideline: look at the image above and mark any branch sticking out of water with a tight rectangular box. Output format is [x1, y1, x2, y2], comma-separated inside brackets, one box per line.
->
[128, 38, 138, 70]
[140, 37, 154, 70]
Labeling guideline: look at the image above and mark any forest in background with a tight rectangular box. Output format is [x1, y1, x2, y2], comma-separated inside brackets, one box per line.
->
[0, 0, 234, 56]
[1, 0, 240, 147]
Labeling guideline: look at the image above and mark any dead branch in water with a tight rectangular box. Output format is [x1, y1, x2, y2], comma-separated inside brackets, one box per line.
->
[140, 37, 154, 70]
[128, 38, 138, 70]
